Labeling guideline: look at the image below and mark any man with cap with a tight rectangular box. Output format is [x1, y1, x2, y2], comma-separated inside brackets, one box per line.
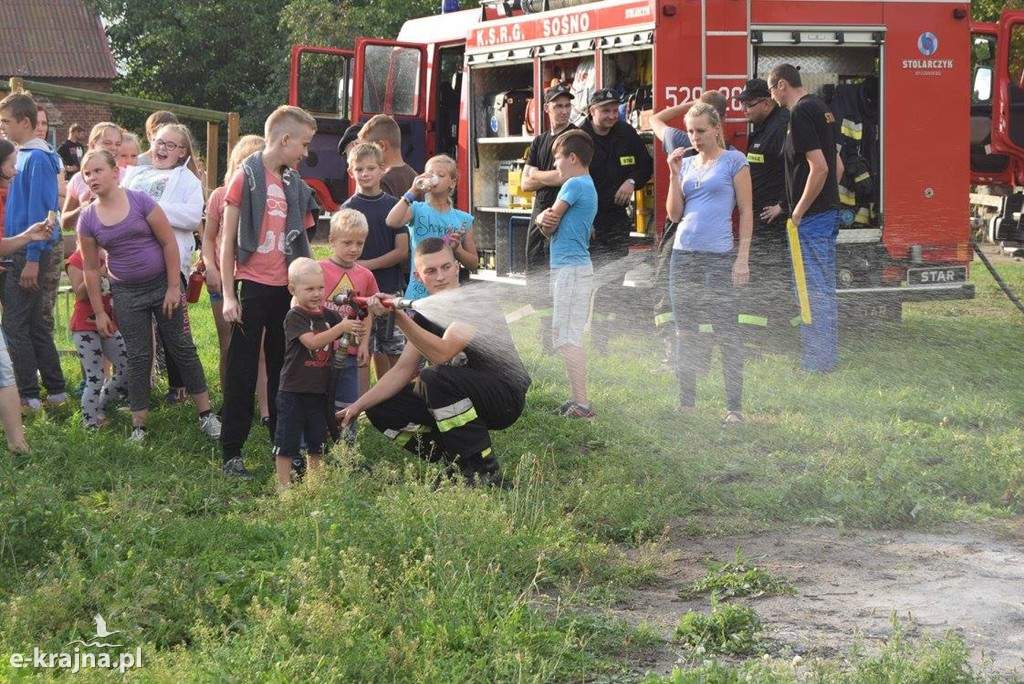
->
[337, 122, 363, 157]
[768, 63, 841, 373]
[580, 87, 653, 352]
[736, 77, 793, 345]
[522, 83, 577, 351]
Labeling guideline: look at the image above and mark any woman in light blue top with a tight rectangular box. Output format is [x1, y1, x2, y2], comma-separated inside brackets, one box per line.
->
[666, 102, 753, 423]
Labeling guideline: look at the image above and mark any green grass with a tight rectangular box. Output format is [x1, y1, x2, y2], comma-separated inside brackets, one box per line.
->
[679, 548, 793, 600]
[675, 599, 765, 656]
[1, 260, 1022, 680]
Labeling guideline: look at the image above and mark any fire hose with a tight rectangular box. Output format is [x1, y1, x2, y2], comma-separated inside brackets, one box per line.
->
[972, 242, 1024, 317]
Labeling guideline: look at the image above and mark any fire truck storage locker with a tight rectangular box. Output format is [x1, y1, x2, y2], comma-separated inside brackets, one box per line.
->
[751, 30, 884, 290]
[467, 48, 534, 277]
[466, 33, 655, 278]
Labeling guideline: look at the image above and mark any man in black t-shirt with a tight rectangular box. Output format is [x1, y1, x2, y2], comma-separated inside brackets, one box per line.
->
[522, 83, 577, 350]
[769, 63, 841, 372]
[56, 124, 86, 180]
[338, 239, 531, 488]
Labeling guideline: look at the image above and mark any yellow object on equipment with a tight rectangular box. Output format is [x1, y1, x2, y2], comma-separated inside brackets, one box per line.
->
[787, 219, 813, 325]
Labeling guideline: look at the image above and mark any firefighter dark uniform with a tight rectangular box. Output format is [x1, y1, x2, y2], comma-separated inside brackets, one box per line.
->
[365, 293, 531, 481]
[830, 80, 878, 228]
[580, 91, 653, 348]
[580, 116, 653, 260]
[744, 101, 794, 334]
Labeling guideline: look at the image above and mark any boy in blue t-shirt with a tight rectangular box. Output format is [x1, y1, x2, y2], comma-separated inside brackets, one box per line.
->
[536, 130, 598, 419]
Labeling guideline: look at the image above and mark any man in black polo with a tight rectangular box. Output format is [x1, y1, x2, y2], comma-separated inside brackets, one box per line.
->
[736, 78, 793, 342]
[580, 88, 653, 350]
[769, 63, 841, 372]
[522, 83, 576, 350]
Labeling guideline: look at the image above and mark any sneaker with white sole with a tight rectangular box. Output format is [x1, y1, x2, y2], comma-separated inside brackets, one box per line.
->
[128, 427, 147, 443]
[199, 413, 222, 439]
[21, 398, 42, 412]
[46, 392, 69, 406]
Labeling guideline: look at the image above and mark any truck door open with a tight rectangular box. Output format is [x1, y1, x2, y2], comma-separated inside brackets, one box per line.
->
[990, 11, 1024, 159]
[289, 46, 354, 210]
[969, 26, 1012, 186]
[353, 39, 429, 173]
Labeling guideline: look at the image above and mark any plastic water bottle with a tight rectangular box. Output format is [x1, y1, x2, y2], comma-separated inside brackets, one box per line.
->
[415, 173, 439, 191]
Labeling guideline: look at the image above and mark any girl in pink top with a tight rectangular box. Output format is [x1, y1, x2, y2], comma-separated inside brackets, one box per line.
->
[61, 122, 123, 231]
[201, 135, 265, 396]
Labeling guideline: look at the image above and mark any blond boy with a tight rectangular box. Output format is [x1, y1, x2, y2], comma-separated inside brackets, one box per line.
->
[219, 105, 322, 479]
[342, 143, 407, 382]
[275, 257, 364, 487]
[320, 209, 379, 437]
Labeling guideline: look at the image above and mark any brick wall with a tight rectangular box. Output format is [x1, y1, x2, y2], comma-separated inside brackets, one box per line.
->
[30, 79, 114, 143]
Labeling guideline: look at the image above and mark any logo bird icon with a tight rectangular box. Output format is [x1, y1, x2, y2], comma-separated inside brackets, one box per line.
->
[67, 614, 122, 648]
[93, 614, 121, 639]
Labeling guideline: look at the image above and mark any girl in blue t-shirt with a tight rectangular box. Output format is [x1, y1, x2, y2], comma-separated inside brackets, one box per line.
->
[385, 155, 478, 300]
[665, 102, 753, 425]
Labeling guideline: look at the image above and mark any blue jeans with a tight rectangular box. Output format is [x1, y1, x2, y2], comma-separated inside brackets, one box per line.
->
[794, 210, 839, 372]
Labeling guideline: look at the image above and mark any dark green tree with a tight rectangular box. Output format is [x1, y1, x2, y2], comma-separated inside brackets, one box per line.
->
[90, 0, 290, 141]
[973, 0, 1024, 22]
[280, 0, 438, 49]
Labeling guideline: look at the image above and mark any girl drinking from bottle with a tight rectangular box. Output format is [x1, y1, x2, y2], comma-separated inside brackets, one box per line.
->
[385, 154, 477, 301]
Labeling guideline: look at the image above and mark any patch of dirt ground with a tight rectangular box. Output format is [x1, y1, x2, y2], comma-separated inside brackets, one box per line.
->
[613, 520, 1024, 678]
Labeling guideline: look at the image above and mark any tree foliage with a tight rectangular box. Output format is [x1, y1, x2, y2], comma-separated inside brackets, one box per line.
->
[280, 0, 439, 49]
[90, 0, 291, 137]
[973, 0, 1024, 22]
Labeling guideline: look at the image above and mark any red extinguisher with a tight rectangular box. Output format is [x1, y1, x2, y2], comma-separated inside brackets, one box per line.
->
[186, 260, 205, 304]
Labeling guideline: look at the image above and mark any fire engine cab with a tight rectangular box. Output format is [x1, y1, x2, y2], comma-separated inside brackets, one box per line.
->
[289, 2, 1024, 317]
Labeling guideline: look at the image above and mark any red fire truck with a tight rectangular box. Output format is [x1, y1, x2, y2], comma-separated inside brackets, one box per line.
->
[289, 2, 1024, 317]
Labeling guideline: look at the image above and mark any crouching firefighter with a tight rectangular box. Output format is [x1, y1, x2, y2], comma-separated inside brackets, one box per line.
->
[337, 238, 531, 487]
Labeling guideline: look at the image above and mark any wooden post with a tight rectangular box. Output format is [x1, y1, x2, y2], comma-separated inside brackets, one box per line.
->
[227, 112, 240, 154]
[206, 120, 219, 192]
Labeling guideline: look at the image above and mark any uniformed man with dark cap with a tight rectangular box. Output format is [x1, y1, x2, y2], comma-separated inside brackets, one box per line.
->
[736, 77, 794, 341]
[581, 88, 653, 263]
[521, 83, 578, 350]
[580, 87, 653, 352]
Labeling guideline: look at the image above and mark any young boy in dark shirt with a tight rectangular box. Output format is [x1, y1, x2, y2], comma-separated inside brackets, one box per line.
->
[275, 258, 364, 488]
[342, 142, 407, 382]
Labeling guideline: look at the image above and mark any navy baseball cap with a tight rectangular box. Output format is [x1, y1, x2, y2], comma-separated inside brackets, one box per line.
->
[588, 88, 619, 108]
[337, 123, 363, 155]
[544, 84, 574, 103]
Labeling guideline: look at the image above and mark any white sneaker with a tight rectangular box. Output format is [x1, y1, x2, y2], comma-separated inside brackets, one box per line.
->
[128, 427, 146, 443]
[199, 413, 222, 439]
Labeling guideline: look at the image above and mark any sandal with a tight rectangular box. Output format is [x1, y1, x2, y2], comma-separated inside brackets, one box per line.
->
[722, 411, 745, 426]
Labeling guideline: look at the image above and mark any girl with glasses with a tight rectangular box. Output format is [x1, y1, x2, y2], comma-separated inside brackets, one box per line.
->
[122, 123, 206, 405]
